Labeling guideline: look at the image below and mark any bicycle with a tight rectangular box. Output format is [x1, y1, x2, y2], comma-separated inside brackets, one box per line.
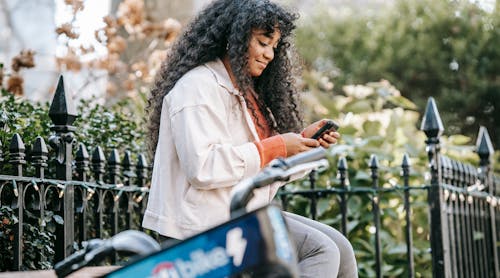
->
[54, 148, 330, 278]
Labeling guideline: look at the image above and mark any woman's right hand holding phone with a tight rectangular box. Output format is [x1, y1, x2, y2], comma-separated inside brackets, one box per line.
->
[280, 119, 340, 157]
[302, 119, 340, 148]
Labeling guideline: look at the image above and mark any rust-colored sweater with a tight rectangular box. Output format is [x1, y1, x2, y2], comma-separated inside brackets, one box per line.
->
[245, 91, 287, 168]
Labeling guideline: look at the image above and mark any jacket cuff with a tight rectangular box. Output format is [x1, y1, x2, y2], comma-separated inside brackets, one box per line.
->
[253, 135, 287, 168]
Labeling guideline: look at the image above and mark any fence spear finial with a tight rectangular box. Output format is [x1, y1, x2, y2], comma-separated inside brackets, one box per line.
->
[476, 126, 493, 166]
[420, 97, 444, 139]
[49, 75, 77, 128]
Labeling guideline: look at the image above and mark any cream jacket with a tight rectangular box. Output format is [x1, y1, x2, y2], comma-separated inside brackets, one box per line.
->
[142, 59, 283, 239]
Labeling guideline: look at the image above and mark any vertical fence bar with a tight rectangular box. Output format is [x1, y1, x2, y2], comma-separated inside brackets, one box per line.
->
[369, 154, 381, 278]
[453, 159, 469, 278]
[32, 136, 48, 261]
[442, 156, 460, 278]
[123, 151, 135, 186]
[137, 153, 150, 232]
[121, 151, 133, 230]
[309, 170, 317, 220]
[32, 137, 47, 217]
[459, 162, 474, 278]
[108, 149, 121, 185]
[75, 143, 89, 182]
[10, 133, 26, 270]
[338, 157, 348, 236]
[48, 76, 77, 262]
[75, 143, 89, 242]
[421, 97, 451, 277]
[401, 154, 414, 278]
[136, 154, 148, 187]
[32, 136, 48, 179]
[477, 126, 499, 278]
[470, 163, 487, 278]
[92, 146, 106, 184]
[465, 164, 480, 277]
[91, 148, 106, 239]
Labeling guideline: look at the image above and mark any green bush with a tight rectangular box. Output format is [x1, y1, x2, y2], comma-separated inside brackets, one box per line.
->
[0, 89, 147, 171]
[296, 0, 500, 149]
[0, 89, 147, 270]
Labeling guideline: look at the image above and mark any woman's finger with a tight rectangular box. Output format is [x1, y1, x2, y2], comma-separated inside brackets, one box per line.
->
[321, 133, 338, 144]
[318, 138, 329, 148]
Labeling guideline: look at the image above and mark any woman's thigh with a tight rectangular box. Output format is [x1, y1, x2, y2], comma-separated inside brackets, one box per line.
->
[283, 213, 340, 278]
[283, 212, 358, 278]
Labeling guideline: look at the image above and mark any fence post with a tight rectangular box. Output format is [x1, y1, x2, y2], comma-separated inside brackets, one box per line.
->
[476, 126, 499, 277]
[10, 133, 26, 270]
[337, 156, 348, 235]
[401, 153, 414, 278]
[421, 97, 451, 277]
[369, 154, 381, 278]
[48, 75, 77, 261]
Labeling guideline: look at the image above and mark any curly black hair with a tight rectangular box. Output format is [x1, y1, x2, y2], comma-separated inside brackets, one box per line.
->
[146, 0, 302, 157]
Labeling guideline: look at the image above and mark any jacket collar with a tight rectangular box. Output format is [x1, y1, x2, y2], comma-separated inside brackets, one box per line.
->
[204, 58, 239, 95]
[204, 58, 260, 141]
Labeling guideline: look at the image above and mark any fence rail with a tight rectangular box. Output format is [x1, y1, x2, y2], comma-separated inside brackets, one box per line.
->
[0, 77, 499, 277]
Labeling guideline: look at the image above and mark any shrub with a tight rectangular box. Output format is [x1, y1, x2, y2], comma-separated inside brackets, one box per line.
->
[295, 0, 500, 149]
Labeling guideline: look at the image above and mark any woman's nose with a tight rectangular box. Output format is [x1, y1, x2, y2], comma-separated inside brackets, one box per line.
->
[263, 47, 274, 61]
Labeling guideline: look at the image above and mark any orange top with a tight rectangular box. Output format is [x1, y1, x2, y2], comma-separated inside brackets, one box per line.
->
[246, 91, 287, 168]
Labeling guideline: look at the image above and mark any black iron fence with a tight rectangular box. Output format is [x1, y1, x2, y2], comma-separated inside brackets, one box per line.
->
[0, 76, 498, 277]
[0, 76, 150, 270]
[278, 98, 499, 278]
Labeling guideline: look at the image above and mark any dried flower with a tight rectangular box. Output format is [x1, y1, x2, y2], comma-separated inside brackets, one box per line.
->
[56, 48, 82, 72]
[7, 73, 24, 96]
[64, 0, 85, 14]
[131, 61, 148, 79]
[11, 50, 36, 72]
[79, 45, 95, 55]
[118, 0, 144, 28]
[163, 18, 181, 43]
[107, 36, 127, 54]
[56, 23, 79, 39]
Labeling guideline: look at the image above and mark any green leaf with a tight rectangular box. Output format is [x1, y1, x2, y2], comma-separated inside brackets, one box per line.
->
[387, 95, 418, 110]
[53, 215, 64, 225]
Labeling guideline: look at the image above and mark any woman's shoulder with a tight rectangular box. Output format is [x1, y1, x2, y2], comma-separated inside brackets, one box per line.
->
[179, 63, 215, 83]
[165, 60, 232, 111]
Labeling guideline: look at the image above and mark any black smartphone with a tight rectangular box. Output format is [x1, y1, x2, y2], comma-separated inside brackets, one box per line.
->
[310, 120, 340, 139]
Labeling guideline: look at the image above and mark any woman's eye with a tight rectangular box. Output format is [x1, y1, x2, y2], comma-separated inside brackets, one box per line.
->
[259, 41, 268, 47]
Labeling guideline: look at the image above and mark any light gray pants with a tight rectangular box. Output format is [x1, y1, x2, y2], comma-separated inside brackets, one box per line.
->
[283, 212, 358, 278]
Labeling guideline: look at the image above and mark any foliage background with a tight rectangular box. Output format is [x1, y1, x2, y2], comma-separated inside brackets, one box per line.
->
[295, 0, 500, 149]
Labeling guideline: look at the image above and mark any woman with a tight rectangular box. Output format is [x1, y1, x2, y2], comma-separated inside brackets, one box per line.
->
[143, 0, 357, 277]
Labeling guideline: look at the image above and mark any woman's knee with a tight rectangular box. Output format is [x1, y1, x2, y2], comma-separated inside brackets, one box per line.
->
[320, 237, 341, 263]
[333, 232, 355, 257]
[297, 235, 340, 277]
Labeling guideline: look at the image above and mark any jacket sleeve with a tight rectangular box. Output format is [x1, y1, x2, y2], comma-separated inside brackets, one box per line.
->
[167, 76, 261, 190]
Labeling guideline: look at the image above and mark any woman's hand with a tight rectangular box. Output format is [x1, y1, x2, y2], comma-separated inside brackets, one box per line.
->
[302, 119, 341, 148]
[281, 133, 320, 157]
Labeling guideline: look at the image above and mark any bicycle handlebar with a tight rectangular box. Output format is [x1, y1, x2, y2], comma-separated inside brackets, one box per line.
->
[230, 148, 329, 217]
[54, 230, 161, 278]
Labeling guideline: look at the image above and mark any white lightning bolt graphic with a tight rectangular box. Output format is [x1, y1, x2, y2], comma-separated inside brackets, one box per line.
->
[226, 227, 247, 267]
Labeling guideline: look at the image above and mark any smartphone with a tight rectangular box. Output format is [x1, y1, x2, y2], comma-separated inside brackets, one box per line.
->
[310, 120, 340, 139]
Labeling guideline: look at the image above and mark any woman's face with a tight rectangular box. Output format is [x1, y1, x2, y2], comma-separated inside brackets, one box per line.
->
[247, 28, 281, 77]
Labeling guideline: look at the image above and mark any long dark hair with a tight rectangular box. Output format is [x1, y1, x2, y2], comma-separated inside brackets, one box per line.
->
[146, 0, 302, 157]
